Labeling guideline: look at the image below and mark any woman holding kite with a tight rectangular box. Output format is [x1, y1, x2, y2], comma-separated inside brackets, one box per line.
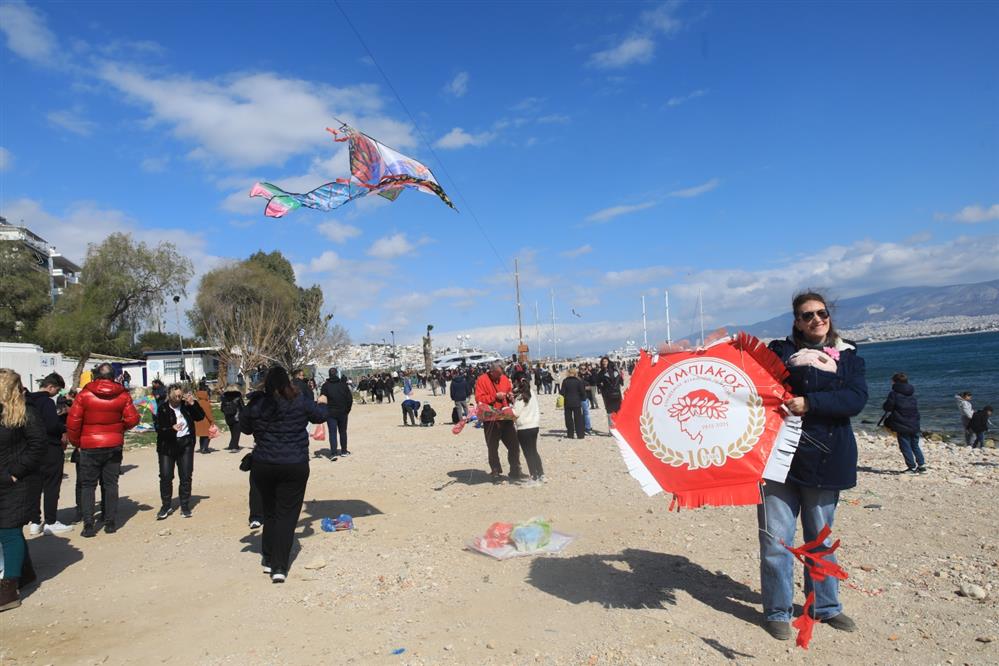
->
[759, 291, 867, 640]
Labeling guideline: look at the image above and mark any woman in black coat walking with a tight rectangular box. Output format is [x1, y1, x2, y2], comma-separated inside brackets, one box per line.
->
[597, 356, 625, 430]
[241, 366, 328, 583]
[0, 369, 47, 612]
[220, 385, 244, 452]
[882, 372, 925, 472]
[559, 368, 587, 439]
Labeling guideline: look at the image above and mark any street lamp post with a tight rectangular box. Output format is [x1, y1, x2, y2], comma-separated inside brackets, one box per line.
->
[172, 295, 185, 383]
[390, 330, 396, 371]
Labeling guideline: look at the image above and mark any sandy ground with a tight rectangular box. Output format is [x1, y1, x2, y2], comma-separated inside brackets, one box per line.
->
[3, 388, 998, 665]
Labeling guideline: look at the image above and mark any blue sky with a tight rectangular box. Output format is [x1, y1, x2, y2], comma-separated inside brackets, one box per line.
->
[1, 0, 997, 356]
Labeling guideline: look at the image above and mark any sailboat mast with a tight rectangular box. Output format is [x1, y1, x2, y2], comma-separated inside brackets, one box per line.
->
[642, 295, 648, 351]
[535, 300, 541, 360]
[665, 289, 672, 345]
[515, 258, 524, 346]
[550, 288, 557, 361]
[698, 290, 705, 347]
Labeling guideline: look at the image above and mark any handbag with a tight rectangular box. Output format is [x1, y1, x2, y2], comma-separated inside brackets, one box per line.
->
[239, 452, 253, 472]
[555, 394, 565, 409]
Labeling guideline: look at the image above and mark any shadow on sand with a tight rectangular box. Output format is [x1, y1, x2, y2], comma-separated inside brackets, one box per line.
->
[527, 548, 761, 627]
[21, 536, 84, 600]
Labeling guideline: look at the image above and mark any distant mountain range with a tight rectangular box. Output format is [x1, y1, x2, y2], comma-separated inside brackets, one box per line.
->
[740, 279, 999, 339]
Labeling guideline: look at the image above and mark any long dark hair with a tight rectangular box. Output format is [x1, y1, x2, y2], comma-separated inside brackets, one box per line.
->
[514, 376, 532, 402]
[264, 366, 299, 401]
[791, 290, 839, 348]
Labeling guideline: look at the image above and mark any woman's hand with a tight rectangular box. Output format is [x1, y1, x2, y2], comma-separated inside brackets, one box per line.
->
[785, 396, 809, 415]
[317, 395, 328, 404]
[173, 423, 183, 431]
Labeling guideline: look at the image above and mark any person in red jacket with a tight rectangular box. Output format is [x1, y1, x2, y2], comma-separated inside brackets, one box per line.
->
[474, 362, 524, 482]
[66, 363, 140, 537]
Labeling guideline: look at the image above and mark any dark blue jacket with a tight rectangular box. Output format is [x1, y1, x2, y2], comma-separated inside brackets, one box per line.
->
[26, 391, 65, 446]
[241, 392, 327, 464]
[449, 376, 470, 401]
[769, 338, 868, 490]
[882, 382, 920, 435]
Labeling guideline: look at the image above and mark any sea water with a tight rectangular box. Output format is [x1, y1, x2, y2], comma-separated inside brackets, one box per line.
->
[854, 331, 998, 436]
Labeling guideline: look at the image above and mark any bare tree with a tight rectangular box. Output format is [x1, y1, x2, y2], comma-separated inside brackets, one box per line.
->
[190, 262, 298, 384]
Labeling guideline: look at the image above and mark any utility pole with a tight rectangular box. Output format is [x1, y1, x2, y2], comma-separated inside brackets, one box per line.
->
[698, 290, 705, 347]
[514, 258, 528, 362]
[534, 301, 541, 360]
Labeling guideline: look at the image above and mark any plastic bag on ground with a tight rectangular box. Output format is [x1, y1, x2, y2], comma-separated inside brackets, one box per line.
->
[511, 517, 552, 552]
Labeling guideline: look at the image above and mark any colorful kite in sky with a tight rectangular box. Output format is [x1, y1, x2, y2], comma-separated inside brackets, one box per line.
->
[251, 125, 456, 218]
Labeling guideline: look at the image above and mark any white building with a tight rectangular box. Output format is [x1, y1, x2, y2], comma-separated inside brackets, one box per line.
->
[0, 342, 143, 389]
[0, 216, 82, 302]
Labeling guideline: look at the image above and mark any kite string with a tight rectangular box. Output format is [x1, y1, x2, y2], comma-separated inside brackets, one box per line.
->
[332, 0, 511, 278]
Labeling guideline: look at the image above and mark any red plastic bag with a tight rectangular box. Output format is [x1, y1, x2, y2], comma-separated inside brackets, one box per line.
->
[208, 423, 220, 439]
[311, 424, 326, 441]
[483, 522, 514, 548]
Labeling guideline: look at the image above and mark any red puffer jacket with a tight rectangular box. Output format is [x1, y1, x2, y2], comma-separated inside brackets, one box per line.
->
[66, 379, 141, 449]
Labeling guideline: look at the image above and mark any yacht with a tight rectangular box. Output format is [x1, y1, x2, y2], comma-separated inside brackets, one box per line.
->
[433, 349, 504, 370]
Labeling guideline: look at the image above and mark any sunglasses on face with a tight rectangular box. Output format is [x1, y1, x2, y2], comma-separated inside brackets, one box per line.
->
[797, 309, 830, 323]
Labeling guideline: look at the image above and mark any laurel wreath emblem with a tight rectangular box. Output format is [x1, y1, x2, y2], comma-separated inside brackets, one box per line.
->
[640, 394, 765, 468]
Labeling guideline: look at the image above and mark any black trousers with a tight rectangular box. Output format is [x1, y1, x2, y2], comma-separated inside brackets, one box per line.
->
[250, 461, 309, 571]
[564, 406, 585, 439]
[159, 437, 195, 509]
[198, 435, 211, 452]
[29, 445, 65, 525]
[248, 473, 264, 523]
[483, 420, 522, 476]
[402, 408, 417, 425]
[79, 446, 122, 526]
[327, 415, 349, 453]
[226, 417, 240, 449]
[517, 427, 544, 479]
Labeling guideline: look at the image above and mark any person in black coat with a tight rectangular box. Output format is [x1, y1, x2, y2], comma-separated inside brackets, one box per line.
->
[241, 366, 328, 582]
[419, 403, 437, 426]
[320, 368, 353, 457]
[0, 369, 47, 611]
[220, 386, 244, 452]
[559, 368, 587, 439]
[155, 385, 206, 520]
[25, 373, 69, 534]
[882, 373, 925, 472]
[758, 291, 866, 640]
[969, 406, 992, 449]
[597, 357, 624, 430]
[449, 374, 470, 420]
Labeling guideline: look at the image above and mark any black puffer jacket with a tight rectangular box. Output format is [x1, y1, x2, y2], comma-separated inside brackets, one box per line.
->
[0, 405, 47, 528]
[559, 376, 587, 408]
[882, 382, 920, 436]
[769, 337, 868, 490]
[320, 376, 353, 419]
[241, 392, 327, 464]
[26, 391, 66, 446]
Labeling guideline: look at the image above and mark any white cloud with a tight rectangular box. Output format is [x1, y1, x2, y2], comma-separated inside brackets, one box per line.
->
[537, 113, 571, 124]
[0, 1, 57, 65]
[589, 36, 656, 69]
[98, 64, 413, 167]
[666, 88, 708, 107]
[0, 146, 12, 172]
[367, 233, 426, 259]
[511, 97, 544, 112]
[588, 1, 685, 70]
[303, 250, 342, 273]
[46, 109, 97, 136]
[562, 244, 593, 258]
[668, 178, 719, 198]
[444, 71, 469, 98]
[434, 127, 495, 149]
[585, 201, 657, 223]
[603, 266, 674, 286]
[317, 220, 361, 243]
[938, 204, 999, 224]
[140, 156, 170, 173]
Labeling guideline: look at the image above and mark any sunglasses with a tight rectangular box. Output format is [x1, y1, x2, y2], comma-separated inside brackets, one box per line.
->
[797, 309, 830, 323]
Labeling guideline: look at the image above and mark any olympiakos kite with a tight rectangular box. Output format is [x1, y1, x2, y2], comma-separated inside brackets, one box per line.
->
[611, 332, 796, 509]
[251, 124, 456, 218]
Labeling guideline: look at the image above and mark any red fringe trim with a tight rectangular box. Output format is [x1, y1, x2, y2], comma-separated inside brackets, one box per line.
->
[734, 332, 790, 385]
[670, 481, 762, 510]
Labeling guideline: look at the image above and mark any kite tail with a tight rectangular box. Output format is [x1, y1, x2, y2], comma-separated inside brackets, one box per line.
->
[783, 524, 849, 649]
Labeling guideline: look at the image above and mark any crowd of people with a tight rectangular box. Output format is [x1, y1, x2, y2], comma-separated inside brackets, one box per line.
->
[0, 296, 994, 632]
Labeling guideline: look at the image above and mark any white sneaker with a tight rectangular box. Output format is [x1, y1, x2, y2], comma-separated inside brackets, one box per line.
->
[271, 572, 286, 583]
[43, 521, 73, 535]
[28, 522, 42, 536]
[249, 520, 262, 530]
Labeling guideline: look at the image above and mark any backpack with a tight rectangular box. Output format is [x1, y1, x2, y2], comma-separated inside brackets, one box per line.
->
[221, 399, 238, 417]
[451, 406, 460, 424]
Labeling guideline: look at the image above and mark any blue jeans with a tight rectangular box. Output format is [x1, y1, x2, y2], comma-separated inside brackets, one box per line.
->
[757, 480, 842, 622]
[581, 399, 591, 432]
[972, 432, 985, 449]
[897, 432, 925, 468]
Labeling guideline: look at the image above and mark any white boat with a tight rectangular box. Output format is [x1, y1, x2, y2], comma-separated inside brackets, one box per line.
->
[433, 349, 504, 370]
